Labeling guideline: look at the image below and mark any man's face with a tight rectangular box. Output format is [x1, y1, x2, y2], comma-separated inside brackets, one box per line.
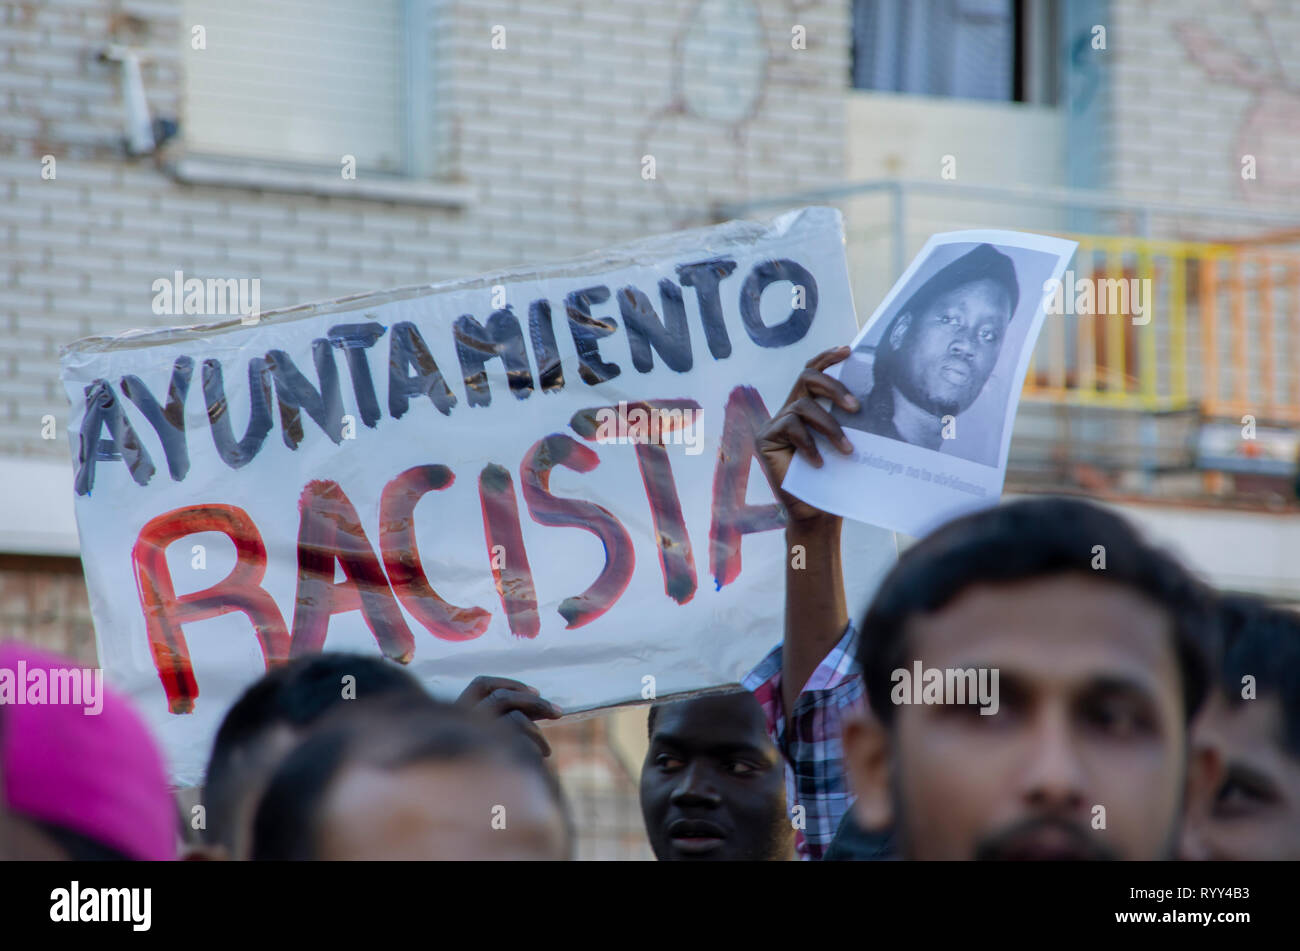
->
[640, 692, 792, 861]
[848, 574, 1193, 860]
[316, 757, 569, 860]
[892, 278, 1011, 417]
[1182, 692, 1300, 860]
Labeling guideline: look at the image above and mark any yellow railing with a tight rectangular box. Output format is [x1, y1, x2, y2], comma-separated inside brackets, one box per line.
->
[1023, 236, 1300, 426]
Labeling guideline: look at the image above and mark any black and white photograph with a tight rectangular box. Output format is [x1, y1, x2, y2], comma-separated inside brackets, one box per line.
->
[783, 229, 1078, 536]
[833, 240, 1059, 468]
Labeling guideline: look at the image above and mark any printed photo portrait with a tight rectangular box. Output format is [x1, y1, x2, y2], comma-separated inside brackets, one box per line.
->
[833, 240, 1061, 468]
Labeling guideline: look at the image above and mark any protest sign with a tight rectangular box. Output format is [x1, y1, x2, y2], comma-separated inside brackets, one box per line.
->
[784, 229, 1077, 536]
[60, 206, 898, 783]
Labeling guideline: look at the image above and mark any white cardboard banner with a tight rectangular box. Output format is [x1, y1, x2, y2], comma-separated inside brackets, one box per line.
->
[60, 207, 898, 784]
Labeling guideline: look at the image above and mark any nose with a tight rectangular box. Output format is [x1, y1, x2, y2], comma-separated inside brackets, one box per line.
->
[669, 761, 722, 808]
[1019, 707, 1087, 815]
[947, 325, 974, 357]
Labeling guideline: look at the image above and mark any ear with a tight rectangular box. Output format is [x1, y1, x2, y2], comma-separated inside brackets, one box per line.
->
[843, 711, 893, 831]
[1178, 740, 1222, 861]
[888, 313, 912, 352]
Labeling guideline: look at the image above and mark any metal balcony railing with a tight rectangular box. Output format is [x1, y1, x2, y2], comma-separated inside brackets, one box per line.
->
[1024, 237, 1300, 427]
[718, 180, 1300, 428]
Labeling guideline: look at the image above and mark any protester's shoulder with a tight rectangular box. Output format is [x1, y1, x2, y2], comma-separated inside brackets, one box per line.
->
[799, 623, 862, 695]
[742, 641, 784, 693]
[823, 809, 897, 862]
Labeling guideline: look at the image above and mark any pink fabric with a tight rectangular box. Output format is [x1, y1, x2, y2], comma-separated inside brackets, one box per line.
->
[0, 643, 175, 861]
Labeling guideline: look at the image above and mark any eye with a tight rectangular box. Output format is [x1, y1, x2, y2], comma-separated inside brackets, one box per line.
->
[725, 760, 758, 775]
[979, 328, 999, 343]
[938, 313, 956, 324]
[655, 754, 684, 771]
[1084, 699, 1152, 738]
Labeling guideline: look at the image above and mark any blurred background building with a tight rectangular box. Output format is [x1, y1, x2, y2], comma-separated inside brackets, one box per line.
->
[1, 0, 1298, 858]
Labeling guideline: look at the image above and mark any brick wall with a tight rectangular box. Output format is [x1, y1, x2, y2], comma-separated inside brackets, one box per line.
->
[544, 714, 654, 861]
[0, 0, 849, 462]
[1105, 0, 1300, 219]
[0, 555, 96, 662]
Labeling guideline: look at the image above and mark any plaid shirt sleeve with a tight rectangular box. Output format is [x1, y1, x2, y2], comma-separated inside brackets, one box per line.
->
[742, 623, 863, 861]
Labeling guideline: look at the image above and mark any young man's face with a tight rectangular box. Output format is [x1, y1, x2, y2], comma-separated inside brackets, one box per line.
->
[640, 692, 792, 861]
[846, 573, 1208, 860]
[891, 278, 1011, 418]
[1181, 692, 1300, 860]
[316, 756, 569, 860]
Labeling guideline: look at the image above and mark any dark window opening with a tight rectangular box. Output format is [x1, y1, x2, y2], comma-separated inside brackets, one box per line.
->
[852, 0, 1054, 105]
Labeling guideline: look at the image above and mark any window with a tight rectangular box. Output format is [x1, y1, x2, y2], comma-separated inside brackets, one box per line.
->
[182, 0, 426, 175]
[851, 0, 1057, 105]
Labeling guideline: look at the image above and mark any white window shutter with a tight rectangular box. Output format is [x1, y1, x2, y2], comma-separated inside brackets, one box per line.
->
[183, 0, 405, 172]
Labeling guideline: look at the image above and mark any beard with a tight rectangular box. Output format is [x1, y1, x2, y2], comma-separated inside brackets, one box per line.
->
[892, 355, 982, 419]
[972, 816, 1119, 861]
[891, 752, 1189, 861]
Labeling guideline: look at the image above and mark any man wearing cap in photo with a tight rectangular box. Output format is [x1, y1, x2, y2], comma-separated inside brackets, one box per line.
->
[836, 243, 1019, 451]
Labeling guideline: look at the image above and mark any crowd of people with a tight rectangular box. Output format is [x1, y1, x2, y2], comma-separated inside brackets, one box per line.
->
[1, 347, 1296, 861]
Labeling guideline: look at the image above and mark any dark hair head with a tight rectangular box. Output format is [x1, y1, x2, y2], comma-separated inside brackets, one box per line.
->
[646, 687, 753, 740]
[250, 695, 571, 860]
[203, 653, 428, 850]
[1215, 594, 1300, 758]
[858, 496, 1216, 726]
[898, 243, 1020, 327]
[872, 243, 1020, 397]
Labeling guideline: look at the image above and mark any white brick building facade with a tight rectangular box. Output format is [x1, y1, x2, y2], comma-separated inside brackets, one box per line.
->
[2, 0, 850, 464]
[1103, 0, 1300, 211]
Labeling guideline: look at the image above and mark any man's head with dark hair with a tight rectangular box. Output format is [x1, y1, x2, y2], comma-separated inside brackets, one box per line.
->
[1181, 594, 1300, 860]
[843, 496, 1219, 860]
[250, 695, 571, 861]
[202, 653, 429, 859]
[640, 689, 793, 861]
[862, 243, 1019, 448]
